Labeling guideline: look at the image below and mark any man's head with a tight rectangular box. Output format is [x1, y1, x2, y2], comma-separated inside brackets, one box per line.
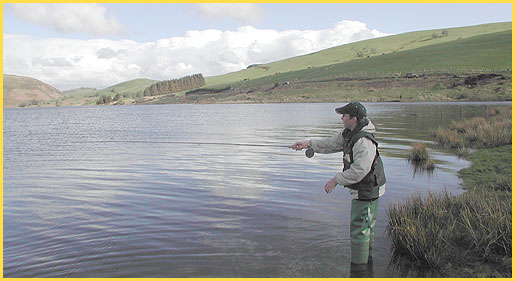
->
[335, 102, 367, 129]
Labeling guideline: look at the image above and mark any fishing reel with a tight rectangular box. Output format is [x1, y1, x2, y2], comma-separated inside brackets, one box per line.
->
[305, 147, 315, 158]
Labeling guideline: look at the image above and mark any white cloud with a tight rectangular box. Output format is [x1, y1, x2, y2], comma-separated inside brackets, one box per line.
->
[3, 20, 390, 90]
[194, 4, 263, 25]
[7, 4, 127, 36]
[96, 47, 128, 59]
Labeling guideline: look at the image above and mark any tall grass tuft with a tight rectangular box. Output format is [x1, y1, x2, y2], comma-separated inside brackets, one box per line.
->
[408, 143, 429, 161]
[431, 106, 511, 149]
[387, 190, 511, 275]
[408, 143, 435, 171]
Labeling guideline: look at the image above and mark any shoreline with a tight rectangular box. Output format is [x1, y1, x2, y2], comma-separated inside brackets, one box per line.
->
[6, 99, 512, 110]
[387, 106, 512, 277]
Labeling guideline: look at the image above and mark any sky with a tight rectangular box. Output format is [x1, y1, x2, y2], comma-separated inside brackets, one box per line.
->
[3, 3, 512, 91]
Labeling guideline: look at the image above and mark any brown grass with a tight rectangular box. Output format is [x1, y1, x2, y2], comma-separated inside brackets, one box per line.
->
[387, 190, 511, 276]
[431, 106, 511, 149]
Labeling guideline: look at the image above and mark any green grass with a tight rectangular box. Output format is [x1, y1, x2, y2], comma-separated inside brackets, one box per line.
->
[205, 22, 511, 87]
[458, 145, 512, 192]
[59, 88, 98, 106]
[95, 78, 158, 97]
[62, 87, 97, 97]
[223, 30, 511, 92]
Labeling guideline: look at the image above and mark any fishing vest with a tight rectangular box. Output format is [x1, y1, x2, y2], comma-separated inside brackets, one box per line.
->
[342, 128, 386, 200]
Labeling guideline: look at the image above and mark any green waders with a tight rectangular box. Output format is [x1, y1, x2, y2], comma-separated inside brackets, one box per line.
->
[350, 198, 379, 265]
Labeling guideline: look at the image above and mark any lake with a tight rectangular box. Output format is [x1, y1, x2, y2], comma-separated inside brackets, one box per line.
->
[4, 102, 508, 277]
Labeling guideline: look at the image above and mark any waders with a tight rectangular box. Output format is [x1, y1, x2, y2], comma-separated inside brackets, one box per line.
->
[350, 198, 379, 265]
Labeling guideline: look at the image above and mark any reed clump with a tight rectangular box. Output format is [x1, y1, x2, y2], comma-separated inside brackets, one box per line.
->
[431, 106, 511, 149]
[408, 143, 435, 171]
[408, 143, 429, 161]
[387, 190, 511, 276]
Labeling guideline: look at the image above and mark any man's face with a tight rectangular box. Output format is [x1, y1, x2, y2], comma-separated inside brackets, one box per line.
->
[341, 114, 357, 129]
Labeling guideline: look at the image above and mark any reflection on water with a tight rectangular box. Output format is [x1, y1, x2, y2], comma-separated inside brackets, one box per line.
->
[4, 102, 509, 277]
[407, 159, 436, 177]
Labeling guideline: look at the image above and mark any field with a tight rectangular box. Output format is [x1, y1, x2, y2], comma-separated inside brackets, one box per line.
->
[204, 22, 511, 87]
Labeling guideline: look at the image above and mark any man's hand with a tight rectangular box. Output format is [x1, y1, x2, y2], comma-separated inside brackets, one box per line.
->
[288, 140, 310, 151]
[324, 178, 338, 194]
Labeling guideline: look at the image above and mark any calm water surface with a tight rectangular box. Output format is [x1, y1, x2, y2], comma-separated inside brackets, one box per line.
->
[4, 102, 507, 277]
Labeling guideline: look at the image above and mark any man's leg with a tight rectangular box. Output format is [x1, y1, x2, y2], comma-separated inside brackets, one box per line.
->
[350, 199, 379, 265]
[368, 198, 379, 261]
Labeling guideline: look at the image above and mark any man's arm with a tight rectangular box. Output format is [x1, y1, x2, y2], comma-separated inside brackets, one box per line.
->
[289, 132, 344, 154]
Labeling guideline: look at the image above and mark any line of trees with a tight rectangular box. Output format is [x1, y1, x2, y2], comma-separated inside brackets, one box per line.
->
[143, 74, 205, 96]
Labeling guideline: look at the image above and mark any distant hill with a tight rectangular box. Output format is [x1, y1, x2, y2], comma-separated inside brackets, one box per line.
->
[3, 74, 62, 108]
[205, 22, 511, 87]
[62, 87, 98, 97]
[95, 78, 158, 98]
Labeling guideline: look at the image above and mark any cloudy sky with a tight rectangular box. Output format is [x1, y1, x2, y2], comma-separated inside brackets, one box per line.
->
[3, 3, 512, 91]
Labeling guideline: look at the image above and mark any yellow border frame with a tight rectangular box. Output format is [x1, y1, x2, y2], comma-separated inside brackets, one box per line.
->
[0, 2, 513, 281]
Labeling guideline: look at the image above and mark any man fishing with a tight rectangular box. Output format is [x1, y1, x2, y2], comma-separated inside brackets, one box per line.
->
[288, 102, 386, 276]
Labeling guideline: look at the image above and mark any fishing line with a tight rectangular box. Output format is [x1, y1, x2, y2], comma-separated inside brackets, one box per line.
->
[85, 140, 289, 148]
[83, 140, 315, 158]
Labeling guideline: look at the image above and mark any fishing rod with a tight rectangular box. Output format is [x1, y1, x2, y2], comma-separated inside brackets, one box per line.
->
[87, 140, 316, 158]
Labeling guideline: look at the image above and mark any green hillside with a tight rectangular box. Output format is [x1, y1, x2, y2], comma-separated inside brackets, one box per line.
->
[228, 30, 512, 90]
[95, 78, 158, 97]
[62, 87, 97, 97]
[205, 22, 511, 87]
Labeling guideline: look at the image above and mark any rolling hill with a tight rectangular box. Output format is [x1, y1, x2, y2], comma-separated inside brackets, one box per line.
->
[204, 22, 511, 87]
[94, 78, 158, 97]
[227, 30, 512, 90]
[3, 74, 63, 108]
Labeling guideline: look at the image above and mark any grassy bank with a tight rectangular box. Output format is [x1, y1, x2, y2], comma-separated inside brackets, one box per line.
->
[144, 70, 511, 105]
[387, 106, 512, 277]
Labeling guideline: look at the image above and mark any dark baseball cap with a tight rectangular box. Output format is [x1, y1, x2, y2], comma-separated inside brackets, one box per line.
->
[335, 102, 367, 119]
